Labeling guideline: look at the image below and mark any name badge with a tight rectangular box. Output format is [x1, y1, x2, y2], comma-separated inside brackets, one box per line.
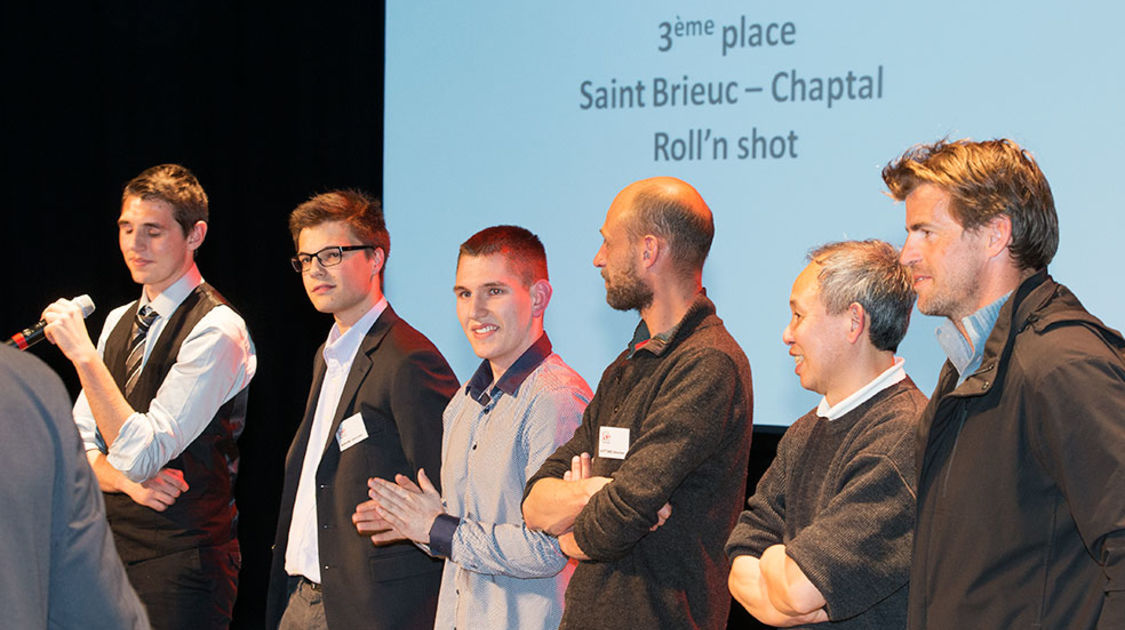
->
[336, 413, 369, 452]
[598, 426, 630, 460]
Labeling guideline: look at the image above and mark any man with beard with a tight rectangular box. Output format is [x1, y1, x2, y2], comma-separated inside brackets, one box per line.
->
[884, 139, 1125, 629]
[523, 176, 754, 630]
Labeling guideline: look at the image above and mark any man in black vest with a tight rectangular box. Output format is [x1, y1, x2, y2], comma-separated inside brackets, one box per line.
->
[42, 164, 257, 630]
[266, 190, 456, 630]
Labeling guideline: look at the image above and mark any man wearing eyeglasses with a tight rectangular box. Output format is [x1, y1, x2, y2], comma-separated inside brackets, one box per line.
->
[40, 164, 256, 630]
[267, 189, 459, 630]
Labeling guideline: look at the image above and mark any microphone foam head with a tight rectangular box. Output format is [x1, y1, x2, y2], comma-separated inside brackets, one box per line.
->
[73, 294, 96, 318]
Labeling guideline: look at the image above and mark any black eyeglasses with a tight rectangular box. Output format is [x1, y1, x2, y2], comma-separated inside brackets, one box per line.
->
[290, 245, 375, 272]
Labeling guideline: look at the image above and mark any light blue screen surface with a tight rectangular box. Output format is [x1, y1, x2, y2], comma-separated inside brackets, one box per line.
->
[384, 2, 1125, 426]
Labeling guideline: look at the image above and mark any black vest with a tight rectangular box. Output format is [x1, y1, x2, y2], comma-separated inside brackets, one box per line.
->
[102, 283, 247, 564]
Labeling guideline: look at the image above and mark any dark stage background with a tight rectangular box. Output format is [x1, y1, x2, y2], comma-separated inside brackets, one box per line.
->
[3, 3, 780, 628]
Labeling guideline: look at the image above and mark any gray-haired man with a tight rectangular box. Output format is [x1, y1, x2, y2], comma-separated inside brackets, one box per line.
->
[726, 240, 926, 628]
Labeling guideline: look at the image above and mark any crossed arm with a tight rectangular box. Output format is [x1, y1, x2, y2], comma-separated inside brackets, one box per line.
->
[523, 452, 612, 535]
[45, 297, 254, 503]
[86, 451, 189, 511]
[727, 442, 828, 626]
[525, 453, 611, 561]
[48, 297, 189, 510]
[360, 451, 668, 565]
[525, 352, 739, 562]
[729, 548, 828, 627]
[727, 406, 920, 626]
[524, 452, 671, 560]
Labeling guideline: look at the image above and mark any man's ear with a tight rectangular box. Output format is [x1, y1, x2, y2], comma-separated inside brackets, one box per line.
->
[530, 279, 553, 317]
[369, 247, 386, 278]
[846, 302, 867, 344]
[186, 221, 208, 252]
[984, 214, 1013, 259]
[640, 235, 660, 269]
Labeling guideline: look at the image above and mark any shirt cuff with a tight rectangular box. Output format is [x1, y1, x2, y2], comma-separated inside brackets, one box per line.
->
[428, 514, 461, 558]
[82, 429, 107, 454]
[105, 411, 154, 481]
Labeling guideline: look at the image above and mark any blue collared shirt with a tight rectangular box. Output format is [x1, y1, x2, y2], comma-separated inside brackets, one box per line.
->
[429, 333, 592, 630]
[935, 292, 1011, 385]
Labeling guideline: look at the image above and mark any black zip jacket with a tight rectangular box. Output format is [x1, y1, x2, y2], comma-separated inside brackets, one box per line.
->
[909, 270, 1125, 629]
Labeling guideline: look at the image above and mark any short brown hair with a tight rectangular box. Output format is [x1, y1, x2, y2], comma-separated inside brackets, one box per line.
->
[458, 225, 548, 287]
[882, 138, 1058, 270]
[289, 190, 390, 278]
[123, 164, 209, 236]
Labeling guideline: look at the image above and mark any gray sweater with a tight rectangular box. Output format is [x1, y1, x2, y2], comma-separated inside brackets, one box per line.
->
[726, 378, 926, 628]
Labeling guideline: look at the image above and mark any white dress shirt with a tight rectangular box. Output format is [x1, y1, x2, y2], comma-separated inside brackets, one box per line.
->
[285, 298, 388, 583]
[73, 264, 257, 482]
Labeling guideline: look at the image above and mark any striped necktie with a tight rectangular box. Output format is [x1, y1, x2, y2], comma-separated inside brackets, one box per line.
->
[124, 305, 159, 396]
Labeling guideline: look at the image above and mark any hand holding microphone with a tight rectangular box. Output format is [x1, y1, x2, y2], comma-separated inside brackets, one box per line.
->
[7, 295, 96, 351]
[9, 296, 99, 361]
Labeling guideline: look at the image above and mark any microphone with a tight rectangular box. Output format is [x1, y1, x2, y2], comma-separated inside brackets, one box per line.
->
[5, 295, 96, 351]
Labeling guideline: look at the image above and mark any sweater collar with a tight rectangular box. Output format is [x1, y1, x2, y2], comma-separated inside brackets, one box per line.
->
[816, 357, 907, 420]
[948, 269, 1050, 396]
[935, 291, 1011, 384]
[627, 291, 715, 359]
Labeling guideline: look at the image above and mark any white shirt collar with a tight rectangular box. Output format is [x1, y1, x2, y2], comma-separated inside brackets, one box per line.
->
[139, 264, 203, 318]
[816, 357, 907, 421]
[323, 297, 388, 364]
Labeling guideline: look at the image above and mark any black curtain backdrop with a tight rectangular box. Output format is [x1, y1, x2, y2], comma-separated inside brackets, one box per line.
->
[2, 4, 778, 629]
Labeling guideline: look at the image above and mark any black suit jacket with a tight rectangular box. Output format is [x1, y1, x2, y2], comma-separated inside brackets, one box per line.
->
[267, 306, 458, 629]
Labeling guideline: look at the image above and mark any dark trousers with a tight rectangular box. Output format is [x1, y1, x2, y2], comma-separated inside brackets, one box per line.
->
[125, 540, 240, 630]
